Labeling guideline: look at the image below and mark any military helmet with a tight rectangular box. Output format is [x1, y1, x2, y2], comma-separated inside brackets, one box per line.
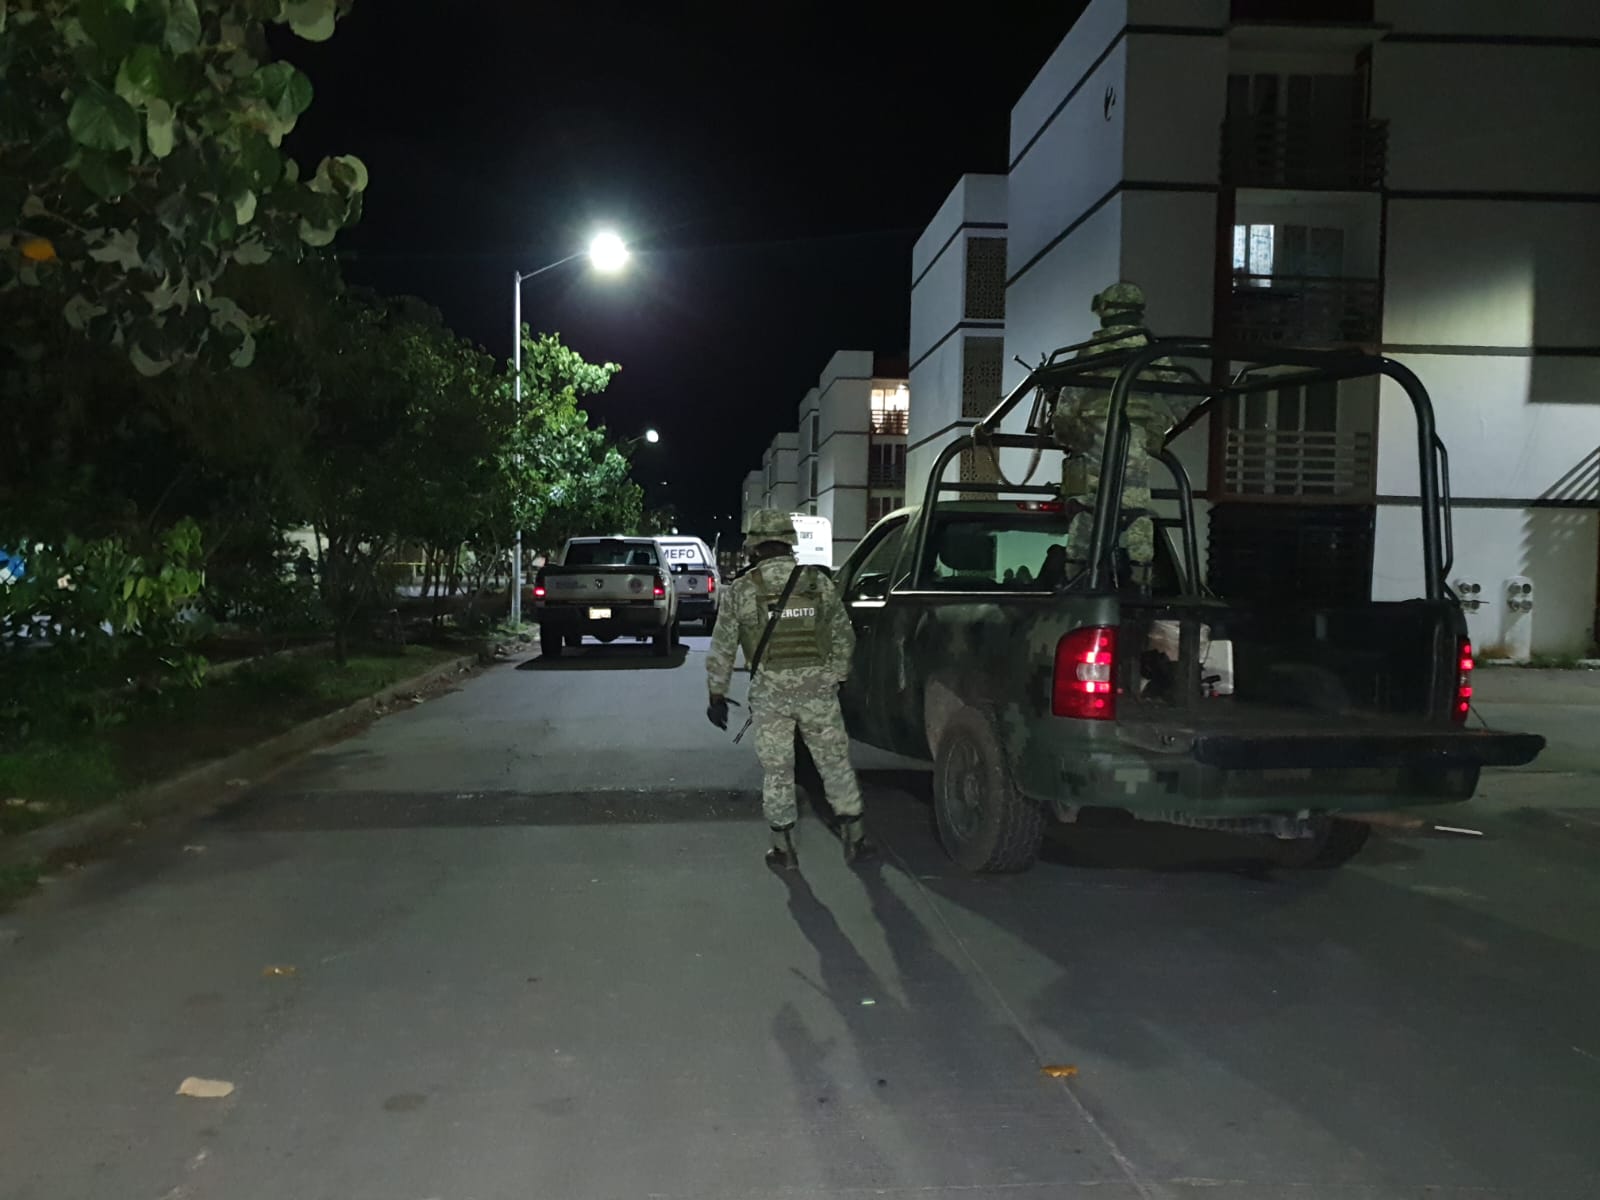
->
[745, 508, 797, 545]
[1091, 280, 1146, 318]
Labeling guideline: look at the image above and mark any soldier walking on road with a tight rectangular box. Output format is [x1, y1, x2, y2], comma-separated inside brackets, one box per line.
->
[706, 510, 873, 869]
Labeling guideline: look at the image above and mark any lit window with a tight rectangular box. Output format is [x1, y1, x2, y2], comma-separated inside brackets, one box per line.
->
[870, 384, 909, 434]
[1233, 224, 1275, 280]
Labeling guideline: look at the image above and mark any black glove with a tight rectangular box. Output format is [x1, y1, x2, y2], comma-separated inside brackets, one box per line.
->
[707, 695, 729, 730]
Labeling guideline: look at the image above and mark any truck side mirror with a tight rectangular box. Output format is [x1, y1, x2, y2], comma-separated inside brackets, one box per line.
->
[853, 574, 889, 601]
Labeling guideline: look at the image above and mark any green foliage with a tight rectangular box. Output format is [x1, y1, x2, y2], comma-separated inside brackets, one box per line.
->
[0, 517, 211, 736]
[509, 331, 643, 554]
[0, 0, 366, 374]
[0, 517, 207, 657]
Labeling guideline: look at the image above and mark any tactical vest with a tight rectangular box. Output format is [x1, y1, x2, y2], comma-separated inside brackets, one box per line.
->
[739, 566, 830, 671]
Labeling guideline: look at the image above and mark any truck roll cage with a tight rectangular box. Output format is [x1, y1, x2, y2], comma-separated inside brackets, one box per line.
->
[915, 336, 1453, 601]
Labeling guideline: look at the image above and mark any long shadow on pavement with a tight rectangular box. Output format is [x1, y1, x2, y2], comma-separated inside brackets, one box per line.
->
[770, 859, 1127, 1193]
[516, 643, 689, 672]
[870, 779, 1600, 1193]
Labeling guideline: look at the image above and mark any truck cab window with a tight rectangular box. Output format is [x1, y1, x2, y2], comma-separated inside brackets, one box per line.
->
[848, 521, 908, 600]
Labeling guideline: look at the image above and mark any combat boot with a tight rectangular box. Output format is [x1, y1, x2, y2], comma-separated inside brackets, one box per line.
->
[765, 822, 798, 870]
[839, 815, 877, 865]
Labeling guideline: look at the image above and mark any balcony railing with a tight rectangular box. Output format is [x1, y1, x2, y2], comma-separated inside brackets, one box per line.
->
[868, 463, 907, 486]
[1222, 428, 1375, 500]
[870, 410, 908, 435]
[1225, 274, 1380, 348]
[1221, 114, 1388, 190]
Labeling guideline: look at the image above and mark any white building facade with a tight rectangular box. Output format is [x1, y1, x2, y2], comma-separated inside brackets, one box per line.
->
[792, 352, 909, 561]
[760, 432, 799, 517]
[739, 469, 765, 535]
[906, 174, 1009, 506]
[743, 353, 909, 561]
[912, 0, 1600, 654]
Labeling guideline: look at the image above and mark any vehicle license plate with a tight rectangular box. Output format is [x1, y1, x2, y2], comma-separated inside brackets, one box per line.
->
[589, 607, 612, 620]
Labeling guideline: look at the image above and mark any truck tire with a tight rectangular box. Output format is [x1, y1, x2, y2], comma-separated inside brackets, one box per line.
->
[704, 613, 717, 634]
[1274, 817, 1371, 869]
[932, 707, 1044, 873]
[565, 632, 583, 648]
[652, 628, 671, 657]
[539, 628, 563, 659]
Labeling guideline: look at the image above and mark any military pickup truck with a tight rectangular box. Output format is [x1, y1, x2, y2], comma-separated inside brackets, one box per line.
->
[532, 536, 680, 658]
[836, 338, 1545, 872]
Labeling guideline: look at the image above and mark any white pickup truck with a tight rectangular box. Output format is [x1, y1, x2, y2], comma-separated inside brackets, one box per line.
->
[655, 535, 720, 632]
[532, 536, 680, 658]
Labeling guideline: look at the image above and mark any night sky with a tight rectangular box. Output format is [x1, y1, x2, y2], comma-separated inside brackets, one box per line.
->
[280, 4, 1087, 539]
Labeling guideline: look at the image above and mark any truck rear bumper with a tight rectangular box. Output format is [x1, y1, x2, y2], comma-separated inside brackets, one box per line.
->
[1020, 728, 1546, 821]
[534, 603, 668, 635]
[1191, 730, 1545, 771]
[677, 597, 716, 621]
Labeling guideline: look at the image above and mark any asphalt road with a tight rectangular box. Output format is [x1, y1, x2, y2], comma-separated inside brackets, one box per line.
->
[2, 640, 1598, 1200]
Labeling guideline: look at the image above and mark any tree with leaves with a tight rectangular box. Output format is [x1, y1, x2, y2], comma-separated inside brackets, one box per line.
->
[0, 0, 367, 374]
[502, 331, 642, 556]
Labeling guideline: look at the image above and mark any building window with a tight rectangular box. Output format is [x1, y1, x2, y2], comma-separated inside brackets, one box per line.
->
[868, 442, 906, 486]
[811, 412, 820, 451]
[1224, 381, 1374, 498]
[1233, 224, 1344, 281]
[963, 237, 1006, 321]
[809, 460, 818, 499]
[867, 494, 903, 524]
[870, 384, 909, 434]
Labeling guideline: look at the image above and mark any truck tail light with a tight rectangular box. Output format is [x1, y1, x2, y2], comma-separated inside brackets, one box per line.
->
[707, 575, 715, 595]
[1053, 626, 1117, 720]
[1453, 637, 1473, 723]
[653, 573, 666, 598]
[532, 574, 546, 600]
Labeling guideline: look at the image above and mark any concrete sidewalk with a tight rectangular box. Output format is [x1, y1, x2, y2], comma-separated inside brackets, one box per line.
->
[1473, 665, 1600, 776]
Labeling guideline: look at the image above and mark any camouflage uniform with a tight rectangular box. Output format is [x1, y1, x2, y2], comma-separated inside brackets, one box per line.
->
[1050, 282, 1194, 577]
[707, 511, 865, 863]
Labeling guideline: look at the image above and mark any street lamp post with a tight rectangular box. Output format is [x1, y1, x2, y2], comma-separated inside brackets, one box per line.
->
[509, 232, 630, 627]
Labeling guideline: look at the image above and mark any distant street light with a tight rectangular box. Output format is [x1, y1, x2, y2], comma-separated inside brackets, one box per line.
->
[510, 230, 630, 626]
[644, 428, 660, 444]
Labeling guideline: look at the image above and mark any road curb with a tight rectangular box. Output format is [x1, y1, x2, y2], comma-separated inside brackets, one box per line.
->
[0, 652, 483, 870]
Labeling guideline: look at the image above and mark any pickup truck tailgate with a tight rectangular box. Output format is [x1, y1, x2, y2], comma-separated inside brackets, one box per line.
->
[541, 566, 659, 603]
[673, 568, 715, 598]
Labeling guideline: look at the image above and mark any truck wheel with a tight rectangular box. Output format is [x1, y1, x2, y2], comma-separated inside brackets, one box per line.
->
[539, 628, 563, 659]
[565, 632, 583, 648]
[1275, 818, 1371, 869]
[933, 707, 1044, 873]
[704, 613, 717, 634]
[652, 629, 671, 657]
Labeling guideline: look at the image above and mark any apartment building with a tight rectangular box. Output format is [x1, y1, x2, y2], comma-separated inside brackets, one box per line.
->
[909, 0, 1600, 654]
[759, 432, 799, 517]
[906, 174, 1009, 505]
[794, 351, 910, 560]
[738, 469, 765, 539]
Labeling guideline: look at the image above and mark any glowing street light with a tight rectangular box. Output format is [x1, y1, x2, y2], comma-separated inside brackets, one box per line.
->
[589, 230, 629, 274]
[644, 427, 660, 444]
